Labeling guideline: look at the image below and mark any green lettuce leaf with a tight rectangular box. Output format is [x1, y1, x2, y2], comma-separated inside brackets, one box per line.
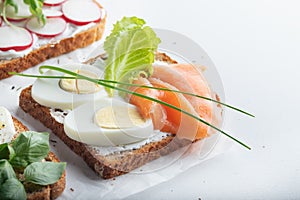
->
[104, 16, 161, 96]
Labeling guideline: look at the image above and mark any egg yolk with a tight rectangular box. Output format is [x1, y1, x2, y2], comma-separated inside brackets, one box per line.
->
[94, 106, 146, 129]
[59, 69, 102, 94]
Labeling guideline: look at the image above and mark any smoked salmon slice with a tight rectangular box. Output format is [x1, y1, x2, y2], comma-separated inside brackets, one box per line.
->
[152, 64, 213, 139]
[128, 77, 167, 131]
[129, 64, 213, 141]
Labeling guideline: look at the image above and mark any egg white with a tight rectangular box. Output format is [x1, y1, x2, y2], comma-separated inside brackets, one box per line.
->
[32, 63, 107, 110]
[64, 98, 155, 146]
[0, 106, 16, 144]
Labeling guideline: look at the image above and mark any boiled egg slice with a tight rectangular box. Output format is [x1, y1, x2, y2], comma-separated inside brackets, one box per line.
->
[64, 98, 154, 146]
[0, 106, 16, 144]
[32, 63, 107, 110]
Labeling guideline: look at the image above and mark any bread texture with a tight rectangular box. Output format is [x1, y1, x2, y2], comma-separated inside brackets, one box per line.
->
[12, 117, 66, 199]
[19, 52, 194, 179]
[0, 2, 106, 80]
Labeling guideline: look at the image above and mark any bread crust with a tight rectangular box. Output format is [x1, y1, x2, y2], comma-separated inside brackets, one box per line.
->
[12, 117, 66, 199]
[0, 2, 106, 80]
[19, 86, 191, 179]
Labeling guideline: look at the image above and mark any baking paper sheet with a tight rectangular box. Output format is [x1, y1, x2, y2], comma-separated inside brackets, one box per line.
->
[0, 30, 234, 199]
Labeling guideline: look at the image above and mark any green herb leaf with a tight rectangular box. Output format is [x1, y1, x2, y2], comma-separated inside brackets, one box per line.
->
[24, 162, 66, 185]
[0, 159, 16, 185]
[0, 178, 27, 200]
[10, 131, 50, 168]
[0, 143, 15, 160]
[24, 65, 251, 149]
[24, 0, 45, 25]
[4, 0, 18, 13]
[0, 144, 10, 160]
[104, 16, 161, 96]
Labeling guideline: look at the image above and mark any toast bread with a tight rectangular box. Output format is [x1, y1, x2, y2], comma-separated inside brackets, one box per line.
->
[19, 52, 194, 179]
[0, 1, 106, 80]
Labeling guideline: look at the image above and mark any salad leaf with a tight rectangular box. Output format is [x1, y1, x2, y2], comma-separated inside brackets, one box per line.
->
[0, 178, 27, 200]
[104, 16, 161, 96]
[2, 0, 45, 25]
[10, 131, 50, 168]
[4, 0, 18, 13]
[0, 159, 16, 185]
[24, 0, 45, 25]
[24, 162, 66, 185]
[0, 143, 15, 160]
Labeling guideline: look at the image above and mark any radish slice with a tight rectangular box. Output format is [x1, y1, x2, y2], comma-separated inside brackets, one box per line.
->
[43, 9, 63, 18]
[5, 0, 31, 21]
[26, 17, 66, 38]
[0, 17, 2, 26]
[62, 0, 102, 26]
[0, 26, 33, 51]
[44, 0, 66, 6]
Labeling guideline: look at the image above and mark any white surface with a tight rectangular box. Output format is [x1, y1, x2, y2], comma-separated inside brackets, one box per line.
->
[1, 0, 300, 199]
[97, 0, 300, 199]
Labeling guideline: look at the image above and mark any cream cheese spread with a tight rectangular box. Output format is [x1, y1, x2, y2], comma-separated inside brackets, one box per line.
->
[0, 7, 105, 60]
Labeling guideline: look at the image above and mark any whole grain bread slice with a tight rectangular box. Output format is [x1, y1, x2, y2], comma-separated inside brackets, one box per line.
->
[0, 1, 106, 80]
[12, 117, 66, 199]
[19, 52, 194, 179]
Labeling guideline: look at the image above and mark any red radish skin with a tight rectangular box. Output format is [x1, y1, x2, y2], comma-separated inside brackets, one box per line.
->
[0, 17, 2, 26]
[44, 0, 66, 6]
[62, 0, 102, 26]
[6, 17, 28, 22]
[0, 27, 33, 51]
[26, 17, 67, 38]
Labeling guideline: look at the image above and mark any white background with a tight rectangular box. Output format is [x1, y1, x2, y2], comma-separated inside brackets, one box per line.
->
[98, 0, 300, 199]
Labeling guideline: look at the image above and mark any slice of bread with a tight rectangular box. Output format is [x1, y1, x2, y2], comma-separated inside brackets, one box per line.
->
[12, 117, 66, 199]
[19, 53, 195, 179]
[0, 1, 106, 80]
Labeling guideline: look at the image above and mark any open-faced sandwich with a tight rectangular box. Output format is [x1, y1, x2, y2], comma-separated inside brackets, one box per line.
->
[0, 0, 106, 79]
[0, 106, 66, 200]
[16, 16, 251, 179]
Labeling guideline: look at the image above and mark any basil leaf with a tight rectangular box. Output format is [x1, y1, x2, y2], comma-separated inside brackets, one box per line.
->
[0, 143, 10, 160]
[0, 143, 15, 160]
[24, 162, 66, 185]
[0, 159, 16, 185]
[0, 178, 27, 200]
[10, 131, 50, 168]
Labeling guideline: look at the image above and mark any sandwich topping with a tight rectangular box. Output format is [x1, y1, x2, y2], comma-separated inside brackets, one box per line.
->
[0, 107, 66, 200]
[13, 16, 253, 149]
[0, 107, 16, 144]
[0, 0, 105, 60]
[59, 69, 102, 94]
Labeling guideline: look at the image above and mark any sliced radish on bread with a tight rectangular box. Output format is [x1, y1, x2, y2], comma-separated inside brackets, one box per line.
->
[26, 17, 66, 37]
[44, 0, 67, 6]
[5, 0, 31, 21]
[62, 0, 102, 26]
[43, 9, 63, 18]
[0, 26, 33, 51]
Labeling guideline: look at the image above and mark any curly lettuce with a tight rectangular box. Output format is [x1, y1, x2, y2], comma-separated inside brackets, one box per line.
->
[104, 16, 161, 96]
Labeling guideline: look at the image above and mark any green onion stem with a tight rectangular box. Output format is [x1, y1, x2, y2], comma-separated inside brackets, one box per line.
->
[10, 70, 254, 118]
[10, 66, 251, 150]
